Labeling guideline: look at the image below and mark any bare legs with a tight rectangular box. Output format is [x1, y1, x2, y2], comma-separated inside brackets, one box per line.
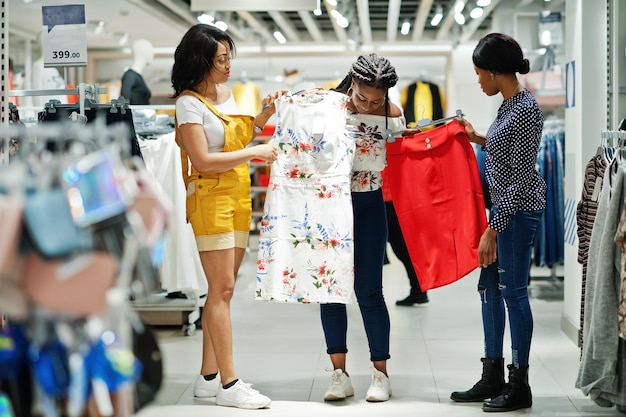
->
[198, 247, 246, 385]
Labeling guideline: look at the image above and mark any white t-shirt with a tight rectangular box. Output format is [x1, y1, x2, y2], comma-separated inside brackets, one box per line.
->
[175, 91, 240, 153]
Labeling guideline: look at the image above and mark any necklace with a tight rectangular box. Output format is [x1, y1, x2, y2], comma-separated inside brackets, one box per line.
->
[505, 84, 524, 100]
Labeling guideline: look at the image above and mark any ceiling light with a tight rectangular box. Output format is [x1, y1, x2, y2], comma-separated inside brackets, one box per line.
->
[540, 30, 552, 45]
[273, 29, 287, 44]
[118, 32, 130, 46]
[470, 7, 484, 19]
[91, 20, 106, 35]
[197, 13, 215, 24]
[215, 20, 228, 31]
[327, 0, 337, 5]
[314, 0, 322, 15]
[454, 13, 466, 25]
[330, 9, 349, 28]
[476, 0, 491, 6]
[400, 20, 411, 35]
[430, 6, 443, 26]
[454, 0, 466, 14]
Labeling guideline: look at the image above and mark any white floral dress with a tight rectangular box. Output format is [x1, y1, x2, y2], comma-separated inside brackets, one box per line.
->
[255, 90, 355, 303]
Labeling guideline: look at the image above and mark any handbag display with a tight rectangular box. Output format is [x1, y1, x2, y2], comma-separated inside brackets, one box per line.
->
[0, 194, 23, 278]
[21, 251, 119, 317]
[23, 188, 84, 259]
[128, 158, 172, 248]
[59, 148, 137, 228]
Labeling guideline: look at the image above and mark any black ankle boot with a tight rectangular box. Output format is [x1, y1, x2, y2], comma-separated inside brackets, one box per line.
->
[450, 358, 505, 402]
[482, 364, 532, 412]
[395, 291, 429, 306]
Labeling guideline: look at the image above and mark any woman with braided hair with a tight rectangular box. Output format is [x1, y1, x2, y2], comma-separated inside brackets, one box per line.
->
[321, 53, 402, 403]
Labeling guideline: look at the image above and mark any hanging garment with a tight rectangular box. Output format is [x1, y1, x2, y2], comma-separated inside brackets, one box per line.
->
[232, 81, 262, 116]
[534, 126, 565, 267]
[255, 90, 355, 304]
[576, 152, 610, 351]
[400, 80, 445, 127]
[38, 103, 144, 159]
[386, 121, 487, 291]
[576, 161, 626, 408]
[615, 200, 626, 340]
[139, 132, 207, 295]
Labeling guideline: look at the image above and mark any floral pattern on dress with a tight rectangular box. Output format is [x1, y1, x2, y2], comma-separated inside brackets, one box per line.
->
[346, 114, 405, 192]
[256, 90, 355, 304]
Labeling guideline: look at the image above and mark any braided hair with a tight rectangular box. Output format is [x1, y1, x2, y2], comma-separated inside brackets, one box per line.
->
[333, 53, 399, 93]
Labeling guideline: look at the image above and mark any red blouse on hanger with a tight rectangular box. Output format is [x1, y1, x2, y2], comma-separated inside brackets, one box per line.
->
[386, 121, 488, 291]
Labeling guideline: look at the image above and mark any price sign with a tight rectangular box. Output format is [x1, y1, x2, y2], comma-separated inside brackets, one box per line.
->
[538, 11, 563, 46]
[41, 4, 87, 67]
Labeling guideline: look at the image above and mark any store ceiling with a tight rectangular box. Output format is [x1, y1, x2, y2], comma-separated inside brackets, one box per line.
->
[7, 0, 565, 53]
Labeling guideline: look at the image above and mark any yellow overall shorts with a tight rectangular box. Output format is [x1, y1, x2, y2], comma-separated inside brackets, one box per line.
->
[175, 90, 255, 251]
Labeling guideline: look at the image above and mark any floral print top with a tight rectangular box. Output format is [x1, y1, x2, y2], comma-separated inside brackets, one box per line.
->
[347, 112, 406, 192]
[255, 90, 356, 304]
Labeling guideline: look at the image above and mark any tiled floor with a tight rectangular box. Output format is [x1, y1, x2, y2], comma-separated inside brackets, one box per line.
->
[135, 246, 622, 416]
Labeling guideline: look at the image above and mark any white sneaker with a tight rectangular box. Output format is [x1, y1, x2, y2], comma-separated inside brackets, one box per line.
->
[324, 369, 355, 401]
[365, 367, 391, 402]
[216, 379, 271, 409]
[193, 374, 219, 398]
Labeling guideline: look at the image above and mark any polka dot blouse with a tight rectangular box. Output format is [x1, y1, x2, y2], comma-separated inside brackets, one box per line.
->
[485, 90, 547, 233]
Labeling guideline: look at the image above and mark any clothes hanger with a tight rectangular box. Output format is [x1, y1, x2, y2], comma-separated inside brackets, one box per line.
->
[416, 109, 464, 129]
[257, 82, 322, 114]
[386, 109, 464, 143]
[290, 81, 317, 95]
[109, 97, 130, 114]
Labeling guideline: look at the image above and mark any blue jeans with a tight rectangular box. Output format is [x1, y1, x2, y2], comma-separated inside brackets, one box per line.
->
[479, 207, 543, 368]
[320, 189, 391, 362]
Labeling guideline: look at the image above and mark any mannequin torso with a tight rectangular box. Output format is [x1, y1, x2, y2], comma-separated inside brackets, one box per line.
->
[121, 39, 154, 105]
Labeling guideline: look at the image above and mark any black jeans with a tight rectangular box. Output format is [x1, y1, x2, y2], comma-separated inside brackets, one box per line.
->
[321, 189, 391, 361]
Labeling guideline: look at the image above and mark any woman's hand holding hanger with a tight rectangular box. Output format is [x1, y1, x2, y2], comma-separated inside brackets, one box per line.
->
[456, 117, 486, 147]
[252, 90, 287, 164]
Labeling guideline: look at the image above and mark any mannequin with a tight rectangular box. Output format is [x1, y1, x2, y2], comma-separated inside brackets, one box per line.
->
[121, 39, 153, 105]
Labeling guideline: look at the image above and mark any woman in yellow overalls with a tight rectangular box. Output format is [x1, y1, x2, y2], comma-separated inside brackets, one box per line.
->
[171, 23, 284, 410]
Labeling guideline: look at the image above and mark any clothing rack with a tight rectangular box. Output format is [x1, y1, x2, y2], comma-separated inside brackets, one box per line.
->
[1, 84, 107, 166]
[575, 128, 626, 406]
[529, 117, 565, 300]
[2, 95, 200, 334]
[123, 104, 203, 336]
[0, 121, 164, 415]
